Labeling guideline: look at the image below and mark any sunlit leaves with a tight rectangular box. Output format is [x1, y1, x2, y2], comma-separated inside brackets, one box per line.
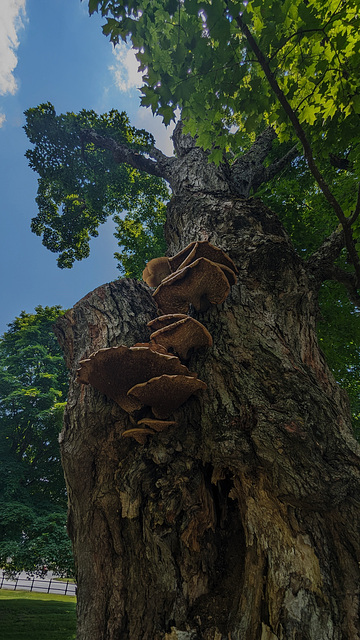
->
[113, 188, 167, 278]
[88, 0, 360, 174]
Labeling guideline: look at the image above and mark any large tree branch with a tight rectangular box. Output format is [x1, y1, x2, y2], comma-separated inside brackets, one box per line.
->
[230, 127, 298, 196]
[232, 126, 277, 170]
[80, 129, 172, 179]
[252, 144, 299, 193]
[307, 227, 345, 278]
[230, 127, 276, 196]
[306, 229, 360, 303]
[327, 267, 360, 305]
[232, 9, 360, 287]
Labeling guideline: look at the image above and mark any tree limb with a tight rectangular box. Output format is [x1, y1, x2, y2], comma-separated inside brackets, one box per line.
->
[307, 227, 345, 278]
[230, 127, 276, 196]
[147, 145, 173, 165]
[349, 183, 360, 226]
[232, 126, 277, 170]
[306, 229, 360, 303]
[230, 127, 298, 196]
[252, 144, 299, 193]
[80, 129, 170, 179]
[325, 266, 360, 306]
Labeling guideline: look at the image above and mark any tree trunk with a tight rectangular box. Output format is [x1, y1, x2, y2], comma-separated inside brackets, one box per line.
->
[55, 178, 360, 638]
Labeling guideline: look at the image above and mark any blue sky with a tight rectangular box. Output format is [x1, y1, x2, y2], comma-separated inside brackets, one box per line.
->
[0, 0, 173, 334]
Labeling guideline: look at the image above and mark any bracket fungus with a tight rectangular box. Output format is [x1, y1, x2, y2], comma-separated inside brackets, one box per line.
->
[153, 257, 232, 314]
[142, 256, 171, 287]
[77, 345, 192, 412]
[137, 418, 177, 432]
[76, 240, 231, 442]
[148, 315, 213, 360]
[122, 427, 155, 444]
[142, 241, 237, 289]
[132, 342, 168, 354]
[127, 374, 207, 419]
[147, 313, 188, 332]
[172, 240, 238, 276]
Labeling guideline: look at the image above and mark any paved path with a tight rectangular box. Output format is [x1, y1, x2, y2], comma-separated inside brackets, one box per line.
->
[0, 570, 76, 596]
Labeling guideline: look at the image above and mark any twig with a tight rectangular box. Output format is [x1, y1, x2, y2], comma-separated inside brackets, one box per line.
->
[349, 183, 360, 226]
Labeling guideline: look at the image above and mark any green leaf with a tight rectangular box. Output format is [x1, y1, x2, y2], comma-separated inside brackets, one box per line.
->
[352, 94, 360, 114]
[88, 0, 99, 15]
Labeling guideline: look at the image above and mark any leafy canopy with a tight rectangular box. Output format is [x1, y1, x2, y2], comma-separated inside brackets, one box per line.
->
[89, 0, 360, 172]
[0, 306, 74, 576]
[24, 103, 168, 275]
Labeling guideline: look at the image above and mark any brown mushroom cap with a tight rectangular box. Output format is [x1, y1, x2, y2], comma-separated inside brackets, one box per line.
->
[137, 418, 177, 432]
[162, 262, 236, 287]
[77, 345, 192, 412]
[214, 263, 237, 285]
[149, 316, 213, 360]
[153, 257, 230, 314]
[132, 342, 168, 354]
[169, 241, 238, 274]
[142, 256, 171, 287]
[128, 374, 207, 419]
[122, 427, 155, 444]
[147, 313, 188, 332]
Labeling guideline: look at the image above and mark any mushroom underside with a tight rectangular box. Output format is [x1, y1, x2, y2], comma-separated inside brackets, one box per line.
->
[150, 316, 213, 360]
[77, 345, 192, 412]
[128, 374, 207, 419]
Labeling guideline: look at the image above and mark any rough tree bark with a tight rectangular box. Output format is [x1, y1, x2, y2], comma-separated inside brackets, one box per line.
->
[54, 127, 360, 640]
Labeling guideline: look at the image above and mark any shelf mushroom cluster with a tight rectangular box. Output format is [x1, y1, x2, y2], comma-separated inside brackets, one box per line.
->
[77, 241, 237, 444]
[143, 240, 238, 314]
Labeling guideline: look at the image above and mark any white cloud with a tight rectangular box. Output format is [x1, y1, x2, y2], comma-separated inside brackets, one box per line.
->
[109, 41, 179, 156]
[0, 113, 6, 127]
[135, 108, 176, 156]
[0, 0, 26, 96]
[109, 42, 142, 93]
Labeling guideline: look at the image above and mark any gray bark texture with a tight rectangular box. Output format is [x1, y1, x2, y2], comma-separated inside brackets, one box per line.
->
[54, 136, 360, 640]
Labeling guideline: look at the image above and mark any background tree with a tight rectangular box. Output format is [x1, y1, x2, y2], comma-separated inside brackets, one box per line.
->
[24, 103, 169, 276]
[0, 306, 73, 577]
[22, 0, 360, 637]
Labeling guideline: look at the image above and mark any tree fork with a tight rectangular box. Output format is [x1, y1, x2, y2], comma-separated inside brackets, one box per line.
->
[55, 188, 360, 639]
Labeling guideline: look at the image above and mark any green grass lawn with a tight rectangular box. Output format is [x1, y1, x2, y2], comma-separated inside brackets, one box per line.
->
[0, 590, 76, 640]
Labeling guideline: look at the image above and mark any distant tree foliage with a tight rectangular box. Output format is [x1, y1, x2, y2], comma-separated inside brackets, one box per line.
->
[24, 103, 169, 276]
[113, 195, 167, 279]
[0, 306, 73, 576]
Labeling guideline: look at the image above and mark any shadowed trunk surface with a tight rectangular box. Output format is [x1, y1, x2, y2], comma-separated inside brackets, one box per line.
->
[55, 155, 360, 639]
